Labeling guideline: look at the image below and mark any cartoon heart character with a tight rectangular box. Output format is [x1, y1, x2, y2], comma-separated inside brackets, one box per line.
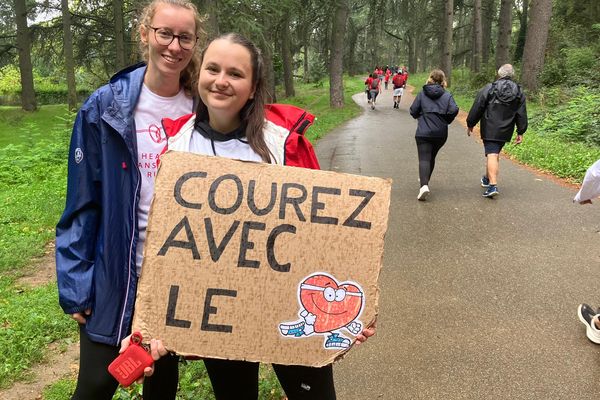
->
[299, 274, 363, 333]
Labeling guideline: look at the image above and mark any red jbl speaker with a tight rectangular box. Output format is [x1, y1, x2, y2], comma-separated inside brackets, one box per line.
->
[108, 332, 154, 387]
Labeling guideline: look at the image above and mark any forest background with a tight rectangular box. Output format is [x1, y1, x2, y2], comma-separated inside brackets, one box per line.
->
[0, 0, 599, 399]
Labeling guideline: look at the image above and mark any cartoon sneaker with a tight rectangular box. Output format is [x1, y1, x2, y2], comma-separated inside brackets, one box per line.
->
[279, 321, 306, 337]
[325, 333, 351, 349]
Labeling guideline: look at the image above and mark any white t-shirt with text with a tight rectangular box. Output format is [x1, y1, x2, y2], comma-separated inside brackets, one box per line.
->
[134, 84, 193, 275]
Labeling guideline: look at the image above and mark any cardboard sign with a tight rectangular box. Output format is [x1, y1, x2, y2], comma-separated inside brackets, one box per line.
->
[133, 151, 391, 367]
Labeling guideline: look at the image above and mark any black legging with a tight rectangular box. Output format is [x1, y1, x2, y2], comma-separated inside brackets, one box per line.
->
[203, 358, 336, 400]
[415, 136, 447, 186]
[71, 325, 179, 400]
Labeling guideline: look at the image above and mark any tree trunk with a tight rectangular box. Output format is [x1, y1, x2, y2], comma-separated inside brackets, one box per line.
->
[61, 0, 77, 110]
[263, 35, 276, 103]
[456, 5, 468, 67]
[113, 0, 125, 70]
[346, 18, 358, 76]
[198, 0, 219, 39]
[472, 0, 482, 72]
[14, 0, 36, 111]
[441, 0, 454, 86]
[303, 44, 310, 83]
[418, 37, 428, 72]
[514, 0, 529, 62]
[329, 0, 349, 108]
[481, 0, 496, 66]
[521, 0, 552, 92]
[281, 15, 295, 97]
[496, 0, 513, 69]
[407, 32, 417, 73]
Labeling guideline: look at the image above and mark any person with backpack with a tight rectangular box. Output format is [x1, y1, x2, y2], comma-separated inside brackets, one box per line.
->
[119, 32, 376, 400]
[369, 72, 381, 110]
[409, 69, 459, 200]
[392, 69, 406, 109]
[466, 64, 528, 198]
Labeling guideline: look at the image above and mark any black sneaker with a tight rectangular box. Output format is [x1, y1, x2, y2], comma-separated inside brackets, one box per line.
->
[481, 175, 490, 187]
[578, 303, 600, 344]
[482, 185, 499, 198]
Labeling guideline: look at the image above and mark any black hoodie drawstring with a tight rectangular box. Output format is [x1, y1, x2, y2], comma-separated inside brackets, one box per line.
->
[194, 120, 247, 157]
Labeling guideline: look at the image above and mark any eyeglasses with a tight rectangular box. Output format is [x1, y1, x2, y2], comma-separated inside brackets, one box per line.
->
[146, 26, 198, 50]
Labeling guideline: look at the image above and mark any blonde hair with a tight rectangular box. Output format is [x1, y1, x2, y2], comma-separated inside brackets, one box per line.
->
[137, 0, 205, 96]
[426, 69, 447, 88]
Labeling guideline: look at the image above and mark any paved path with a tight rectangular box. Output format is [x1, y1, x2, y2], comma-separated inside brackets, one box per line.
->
[316, 87, 600, 400]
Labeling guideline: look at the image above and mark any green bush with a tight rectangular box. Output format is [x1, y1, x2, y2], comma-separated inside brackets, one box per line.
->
[0, 65, 92, 105]
[308, 57, 327, 83]
[532, 86, 600, 146]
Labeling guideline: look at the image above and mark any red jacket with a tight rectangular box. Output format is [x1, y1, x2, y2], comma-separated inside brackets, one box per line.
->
[161, 104, 320, 170]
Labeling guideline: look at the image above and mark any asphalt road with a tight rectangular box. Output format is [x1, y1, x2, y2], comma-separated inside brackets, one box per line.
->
[316, 87, 600, 400]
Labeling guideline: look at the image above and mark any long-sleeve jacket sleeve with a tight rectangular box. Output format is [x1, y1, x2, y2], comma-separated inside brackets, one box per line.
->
[55, 98, 103, 315]
[444, 94, 459, 124]
[515, 92, 528, 135]
[574, 159, 600, 203]
[466, 85, 491, 128]
[409, 93, 422, 119]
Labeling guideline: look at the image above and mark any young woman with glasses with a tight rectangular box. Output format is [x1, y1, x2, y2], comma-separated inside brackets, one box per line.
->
[55, 1, 202, 398]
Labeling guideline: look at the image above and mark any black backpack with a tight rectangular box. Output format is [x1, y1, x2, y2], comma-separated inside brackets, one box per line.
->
[370, 79, 379, 90]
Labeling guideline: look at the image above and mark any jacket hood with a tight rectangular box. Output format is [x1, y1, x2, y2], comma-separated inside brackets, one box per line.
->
[423, 84, 445, 99]
[492, 78, 520, 103]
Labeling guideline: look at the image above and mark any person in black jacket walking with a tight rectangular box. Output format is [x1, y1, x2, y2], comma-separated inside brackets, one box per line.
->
[409, 69, 459, 201]
[467, 64, 528, 198]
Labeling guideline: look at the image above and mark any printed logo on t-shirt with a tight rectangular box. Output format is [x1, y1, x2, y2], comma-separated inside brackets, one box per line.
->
[137, 124, 167, 178]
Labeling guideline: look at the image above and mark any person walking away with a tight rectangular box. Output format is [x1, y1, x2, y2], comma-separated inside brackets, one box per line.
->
[466, 64, 527, 198]
[401, 66, 409, 87]
[365, 73, 374, 104]
[409, 69, 459, 200]
[575, 159, 600, 342]
[392, 69, 406, 109]
[384, 68, 391, 90]
[55, 1, 203, 398]
[369, 73, 381, 110]
[120, 32, 376, 399]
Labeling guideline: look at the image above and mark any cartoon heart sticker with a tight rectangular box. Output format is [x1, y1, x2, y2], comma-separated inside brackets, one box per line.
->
[299, 274, 363, 333]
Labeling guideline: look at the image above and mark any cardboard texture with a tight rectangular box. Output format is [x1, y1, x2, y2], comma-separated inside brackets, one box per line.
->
[133, 151, 391, 367]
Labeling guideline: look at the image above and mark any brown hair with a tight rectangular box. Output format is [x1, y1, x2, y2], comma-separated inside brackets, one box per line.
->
[196, 33, 272, 163]
[426, 69, 447, 88]
[137, 0, 205, 96]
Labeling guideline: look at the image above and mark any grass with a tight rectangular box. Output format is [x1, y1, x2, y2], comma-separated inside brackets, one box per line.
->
[277, 76, 364, 142]
[0, 77, 365, 398]
[0, 105, 72, 147]
[0, 279, 76, 389]
[41, 362, 285, 400]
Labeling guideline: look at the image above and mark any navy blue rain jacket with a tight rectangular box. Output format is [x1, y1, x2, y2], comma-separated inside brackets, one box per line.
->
[466, 77, 528, 142]
[409, 84, 459, 138]
[56, 63, 147, 346]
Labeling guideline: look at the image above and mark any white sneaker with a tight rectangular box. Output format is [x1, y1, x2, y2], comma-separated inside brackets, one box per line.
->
[417, 185, 430, 201]
[578, 304, 600, 344]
